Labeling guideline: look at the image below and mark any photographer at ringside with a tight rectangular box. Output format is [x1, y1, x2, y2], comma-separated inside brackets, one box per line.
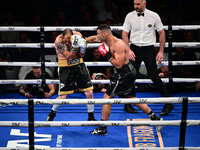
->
[19, 67, 55, 98]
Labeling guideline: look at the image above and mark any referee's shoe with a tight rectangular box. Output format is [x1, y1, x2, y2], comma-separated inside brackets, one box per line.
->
[160, 104, 174, 116]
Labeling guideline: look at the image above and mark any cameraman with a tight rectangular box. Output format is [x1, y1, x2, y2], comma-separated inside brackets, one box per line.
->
[92, 73, 108, 93]
[19, 67, 55, 98]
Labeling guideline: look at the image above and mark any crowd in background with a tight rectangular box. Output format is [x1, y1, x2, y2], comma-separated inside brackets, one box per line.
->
[0, 0, 200, 94]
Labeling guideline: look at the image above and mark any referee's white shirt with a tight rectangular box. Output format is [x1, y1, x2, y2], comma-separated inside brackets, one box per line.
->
[123, 9, 164, 47]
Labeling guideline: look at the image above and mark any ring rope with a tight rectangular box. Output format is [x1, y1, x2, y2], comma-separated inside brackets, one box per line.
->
[0, 78, 200, 85]
[1, 61, 200, 67]
[1, 97, 200, 105]
[0, 25, 200, 31]
[1, 147, 198, 150]
[0, 120, 199, 127]
[0, 42, 200, 48]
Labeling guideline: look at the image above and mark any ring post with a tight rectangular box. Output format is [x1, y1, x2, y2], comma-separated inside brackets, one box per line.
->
[168, 25, 173, 86]
[28, 99, 34, 150]
[179, 97, 188, 150]
[40, 26, 46, 88]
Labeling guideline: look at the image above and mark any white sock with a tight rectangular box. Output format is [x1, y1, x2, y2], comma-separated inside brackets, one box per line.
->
[87, 104, 94, 113]
[52, 104, 60, 111]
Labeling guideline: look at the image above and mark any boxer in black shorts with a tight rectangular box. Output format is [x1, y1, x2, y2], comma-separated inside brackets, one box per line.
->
[106, 62, 136, 97]
[90, 24, 163, 135]
[58, 61, 93, 95]
[47, 28, 96, 121]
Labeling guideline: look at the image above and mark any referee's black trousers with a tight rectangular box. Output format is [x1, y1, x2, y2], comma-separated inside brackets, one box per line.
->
[130, 44, 170, 97]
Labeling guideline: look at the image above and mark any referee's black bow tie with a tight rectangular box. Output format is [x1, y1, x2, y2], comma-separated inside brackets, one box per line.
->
[138, 13, 144, 17]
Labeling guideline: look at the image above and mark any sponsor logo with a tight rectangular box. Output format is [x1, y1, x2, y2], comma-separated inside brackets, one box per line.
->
[139, 99, 147, 103]
[195, 62, 200, 65]
[111, 123, 120, 126]
[8, 27, 15, 30]
[35, 101, 44, 105]
[8, 129, 51, 148]
[177, 62, 183, 65]
[37, 124, 51, 127]
[62, 123, 70, 126]
[67, 58, 80, 65]
[12, 123, 20, 127]
[56, 28, 62, 31]
[1, 81, 16, 84]
[113, 100, 121, 104]
[74, 28, 81, 31]
[112, 28, 120, 30]
[92, 62, 98, 65]
[2, 45, 16, 47]
[60, 83, 65, 89]
[87, 101, 95, 104]
[148, 24, 152, 28]
[62, 101, 70, 104]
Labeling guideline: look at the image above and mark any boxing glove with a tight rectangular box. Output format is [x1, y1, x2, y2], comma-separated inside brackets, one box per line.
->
[70, 35, 81, 52]
[78, 38, 87, 53]
[98, 44, 113, 61]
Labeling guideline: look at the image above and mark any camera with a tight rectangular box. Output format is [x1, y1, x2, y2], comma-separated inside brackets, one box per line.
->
[37, 87, 44, 98]
[95, 73, 106, 80]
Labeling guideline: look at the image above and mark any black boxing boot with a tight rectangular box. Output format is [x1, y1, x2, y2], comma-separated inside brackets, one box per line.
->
[47, 110, 56, 121]
[87, 111, 97, 121]
[149, 111, 163, 132]
[123, 104, 138, 113]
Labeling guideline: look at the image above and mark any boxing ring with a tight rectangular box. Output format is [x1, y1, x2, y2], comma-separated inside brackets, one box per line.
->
[0, 25, 200, 150]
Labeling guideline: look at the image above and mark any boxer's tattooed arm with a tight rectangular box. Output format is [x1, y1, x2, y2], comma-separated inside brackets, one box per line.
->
[56, 42, 69, 54]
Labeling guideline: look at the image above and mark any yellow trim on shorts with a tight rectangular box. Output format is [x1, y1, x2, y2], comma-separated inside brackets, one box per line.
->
[79, 86, 94, 92]
[58, 58, 83, 67]
[59, 90, 74, 95]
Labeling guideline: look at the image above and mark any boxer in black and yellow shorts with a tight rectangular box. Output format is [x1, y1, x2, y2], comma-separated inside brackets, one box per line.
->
[58, 57, 93, 95]
[106, 62, 137, 98]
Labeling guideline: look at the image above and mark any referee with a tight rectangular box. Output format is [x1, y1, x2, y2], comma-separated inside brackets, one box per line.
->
[122, 0, 174, 116]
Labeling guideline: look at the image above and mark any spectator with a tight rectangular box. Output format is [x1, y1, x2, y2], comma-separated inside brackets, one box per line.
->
[105, 19, 121, 39]
[87, 48, 112, 79]
[172, 47, 199, 91]
[28, 14, 44, 42]
[0, 52, 13, 93]
[92, 0, 117, 21]
[19, 67, 55, 98]
[93, 73, 108, 93]
[97, 0, 115, 23]
[188, 0, 200, 23]
[45, 31, 58, 55]
[170, 2, 189, 25]
[0, 12, 24, 43]
[9, 32, 40, 62]
[157, 65, 183, 93]
[196, 82, 200, 92]
[80, 10, 97, 37]
[112, 9, 123, 38]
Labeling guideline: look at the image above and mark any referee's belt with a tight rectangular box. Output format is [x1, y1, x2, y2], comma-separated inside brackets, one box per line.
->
[58, 57, 83, 67]
[113, 62, 134, 74]
[131, 44, 154, 49]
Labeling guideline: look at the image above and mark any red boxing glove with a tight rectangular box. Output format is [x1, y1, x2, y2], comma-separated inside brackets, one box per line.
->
[98, 44, 113, 61]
